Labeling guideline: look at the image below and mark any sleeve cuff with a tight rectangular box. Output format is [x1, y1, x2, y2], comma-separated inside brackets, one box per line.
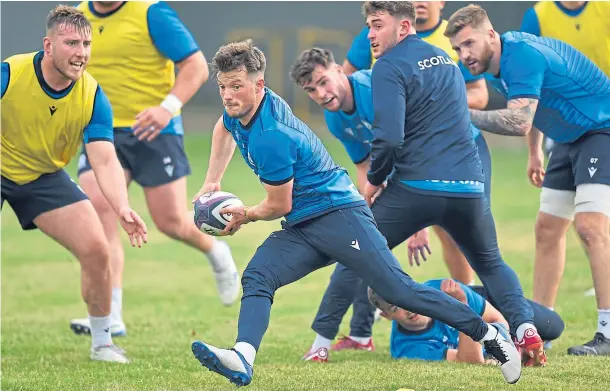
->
[86, 137, 114, 144]
[353, 152, 371, 165]
[367, 173, 385, 187]
[174, 48, 201, 64]
[508, 94, 540, 100]
[259, 175, 294, 186]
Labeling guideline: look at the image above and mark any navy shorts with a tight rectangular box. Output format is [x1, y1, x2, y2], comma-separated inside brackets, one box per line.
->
[1, 170, 89, 230]
[543, 131, 610, 191]
[77, 131, 191, 187]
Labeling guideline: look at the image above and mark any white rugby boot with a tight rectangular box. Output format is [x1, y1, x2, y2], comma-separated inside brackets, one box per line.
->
[90, 344, 129, 364]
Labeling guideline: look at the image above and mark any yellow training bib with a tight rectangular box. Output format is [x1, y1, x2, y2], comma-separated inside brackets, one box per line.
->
[1, 51, 98, 185]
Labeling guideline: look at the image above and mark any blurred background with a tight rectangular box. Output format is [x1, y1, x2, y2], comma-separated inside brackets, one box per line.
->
[1, 1, 534, 137]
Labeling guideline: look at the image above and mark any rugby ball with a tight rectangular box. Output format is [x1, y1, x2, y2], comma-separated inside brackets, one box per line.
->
[194, 191, 244, 236]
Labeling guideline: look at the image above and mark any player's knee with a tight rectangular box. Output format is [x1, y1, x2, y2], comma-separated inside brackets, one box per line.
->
[535, 216, 561, 242]
[574, 214, 609, 249]
[545, 314, 566, 341]
[241, 266, 277, 301]
[77, 236, 111, 274]
[154, 213, 185, 240]
[539, 187, 576, 221]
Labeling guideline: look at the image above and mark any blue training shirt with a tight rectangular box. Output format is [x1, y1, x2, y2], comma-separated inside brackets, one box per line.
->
[390, 279, 486, 361]
[324, 69, 483, 167]
[368, 35, 484, 196]
[85, 86, 114, 143]
[1, 62, 8, 98]
[1, 58, 113, 143]
[147, 2, 200, 63]
[486, 32, 610, 143]
[223, 88, 365, 225]
[324, 70, 375, 164]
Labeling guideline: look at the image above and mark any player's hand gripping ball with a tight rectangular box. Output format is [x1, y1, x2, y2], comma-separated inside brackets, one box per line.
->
[194, 191, 244, 236]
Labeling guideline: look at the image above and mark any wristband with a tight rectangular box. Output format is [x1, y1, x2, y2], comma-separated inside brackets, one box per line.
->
[160, 93, 183, 115]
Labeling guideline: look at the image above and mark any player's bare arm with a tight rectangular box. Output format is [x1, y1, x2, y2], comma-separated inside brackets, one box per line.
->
[134, 50, 208, 141]
[355, 158, 371, 193]
[526, 126, 545, 187]
[469, 98, 539, 136]
[466, 79, 489, 110]
[193, 116, 237, 201]
[441, 279, 486, 364]
[85, 140, 148, 247]
[172, 50, 209, 102]
[220, 180, 294, 236]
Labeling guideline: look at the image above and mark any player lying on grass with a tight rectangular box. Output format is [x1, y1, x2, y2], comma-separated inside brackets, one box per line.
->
[369, 279, 564, 364]
[188, 38, 522, 387]
[446, 4, 610, 356]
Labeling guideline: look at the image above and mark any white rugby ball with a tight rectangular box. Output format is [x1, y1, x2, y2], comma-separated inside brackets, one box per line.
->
[193, 191, 244, 236]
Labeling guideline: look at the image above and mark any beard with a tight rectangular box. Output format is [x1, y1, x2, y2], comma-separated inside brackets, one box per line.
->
[226, 103, 254, 119]
[478, 42, 495, 74]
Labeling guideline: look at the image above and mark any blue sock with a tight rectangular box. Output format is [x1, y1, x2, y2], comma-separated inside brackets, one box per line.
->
[237, 296, 272, 351]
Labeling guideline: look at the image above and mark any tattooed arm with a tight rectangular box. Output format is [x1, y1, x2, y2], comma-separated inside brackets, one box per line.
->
[469, 98, 539, 136]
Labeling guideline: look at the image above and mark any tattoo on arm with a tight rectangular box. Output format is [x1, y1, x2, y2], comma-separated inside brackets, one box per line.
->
[469, 98, 539, 136]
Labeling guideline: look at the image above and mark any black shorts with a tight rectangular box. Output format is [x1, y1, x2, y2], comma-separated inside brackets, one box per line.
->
[77, 131, 191, 187]
[1, 170, 89, 230]
[543, 131, 610, 191]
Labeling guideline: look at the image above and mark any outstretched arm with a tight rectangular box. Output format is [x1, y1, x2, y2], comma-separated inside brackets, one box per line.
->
[469, 98, 538, 137]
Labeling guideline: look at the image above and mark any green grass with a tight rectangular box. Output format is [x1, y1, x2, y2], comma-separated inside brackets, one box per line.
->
[2, 133, 608, 391]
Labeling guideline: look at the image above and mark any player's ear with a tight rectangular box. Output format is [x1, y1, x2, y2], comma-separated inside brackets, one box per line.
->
[399, 18, 412, 36]
[42, 36, 53, 56]
[488, 28, 496, 42]
[255, 77, 265, 93]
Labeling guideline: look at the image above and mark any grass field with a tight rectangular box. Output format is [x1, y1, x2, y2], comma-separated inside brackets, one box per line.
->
[2, 132, 608, 391]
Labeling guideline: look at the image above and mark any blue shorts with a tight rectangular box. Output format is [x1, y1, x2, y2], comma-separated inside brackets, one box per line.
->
[543, 131, 610, 190]
[1, 170, 88, 230]
[77, 130, 191, 187]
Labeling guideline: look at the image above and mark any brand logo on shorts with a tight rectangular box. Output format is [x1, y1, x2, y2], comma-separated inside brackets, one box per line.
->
[350, 239, 360, 251]
[163, 156, 174, 177]
[588, 167, 597, 178]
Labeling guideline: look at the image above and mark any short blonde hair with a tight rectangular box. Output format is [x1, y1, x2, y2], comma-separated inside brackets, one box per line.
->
[444, 4, 490, 38]
[46, 5, 91, 35]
